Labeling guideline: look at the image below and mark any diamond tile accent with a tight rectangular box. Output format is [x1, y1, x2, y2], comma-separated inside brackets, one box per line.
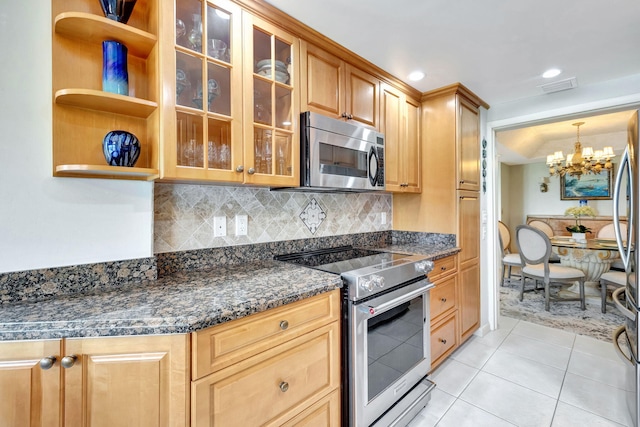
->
[299, 198, 326, 234]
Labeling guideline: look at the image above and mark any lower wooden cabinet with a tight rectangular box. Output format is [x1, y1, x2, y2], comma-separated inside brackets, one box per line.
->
[191, 289, 341, 426]
[0, 291, 340, 427]
[428, 255, 459, 370]
[0, 334, 189, 427]
[0, 339, 62, 427]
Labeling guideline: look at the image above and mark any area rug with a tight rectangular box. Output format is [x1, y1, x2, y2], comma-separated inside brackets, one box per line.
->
[500, 278, 625, 342]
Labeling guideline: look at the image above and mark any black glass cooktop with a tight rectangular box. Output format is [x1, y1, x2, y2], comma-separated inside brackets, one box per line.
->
[274, 246, 411, 275]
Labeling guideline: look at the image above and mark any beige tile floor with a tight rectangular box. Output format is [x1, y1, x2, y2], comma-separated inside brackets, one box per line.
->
[409, 315, 633, 427]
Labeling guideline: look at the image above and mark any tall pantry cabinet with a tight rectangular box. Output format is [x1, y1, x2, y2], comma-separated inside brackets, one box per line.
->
[393, 83, 488, 345]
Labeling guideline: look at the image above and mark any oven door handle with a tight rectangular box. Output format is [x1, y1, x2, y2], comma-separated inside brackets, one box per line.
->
[364, 282, 433, 317]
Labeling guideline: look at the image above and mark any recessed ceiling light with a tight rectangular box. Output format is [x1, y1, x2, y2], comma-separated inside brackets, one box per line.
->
[542, 68, 562, 79]
[408, 71, 425, 81]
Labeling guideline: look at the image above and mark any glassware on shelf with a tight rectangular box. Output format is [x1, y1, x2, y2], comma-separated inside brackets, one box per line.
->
[187, 14, 202, 52]
[207, 79, 220, 110]
[176, 18, 186, 41]
[208, 39, 227, 60]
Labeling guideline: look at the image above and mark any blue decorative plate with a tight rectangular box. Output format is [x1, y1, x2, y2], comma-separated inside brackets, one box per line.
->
[102, 130, 140, 167]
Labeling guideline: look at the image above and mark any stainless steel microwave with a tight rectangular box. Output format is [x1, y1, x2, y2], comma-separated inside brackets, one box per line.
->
[299, 111, 385, 192]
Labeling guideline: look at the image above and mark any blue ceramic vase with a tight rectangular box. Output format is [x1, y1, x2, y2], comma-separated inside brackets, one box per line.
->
[99, 0, 138, 24]
[103, 130, 140, 167]
[102, 40, 128, 95]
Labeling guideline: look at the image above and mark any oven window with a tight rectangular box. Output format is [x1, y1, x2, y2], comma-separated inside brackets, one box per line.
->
[367, 295, 425, 401]
[318, 142, 368, 178]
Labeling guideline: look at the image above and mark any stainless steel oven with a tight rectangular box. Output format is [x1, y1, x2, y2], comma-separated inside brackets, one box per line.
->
[275, 246, 435, 426]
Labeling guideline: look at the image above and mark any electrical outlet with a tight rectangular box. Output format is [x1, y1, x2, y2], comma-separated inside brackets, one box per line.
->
[213, 216, 226, 237]
[381, 212, 387, 225]
[235, 215, 248, 236]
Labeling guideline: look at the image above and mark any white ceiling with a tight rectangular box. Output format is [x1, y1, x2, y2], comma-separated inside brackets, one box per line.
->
[263, 0, 640, 164]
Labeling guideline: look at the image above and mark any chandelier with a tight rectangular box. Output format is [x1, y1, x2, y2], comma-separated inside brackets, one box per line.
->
[547, 122, 615, 178]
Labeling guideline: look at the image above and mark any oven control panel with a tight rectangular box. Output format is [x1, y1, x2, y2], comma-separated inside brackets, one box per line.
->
[359, 274, 385, 292]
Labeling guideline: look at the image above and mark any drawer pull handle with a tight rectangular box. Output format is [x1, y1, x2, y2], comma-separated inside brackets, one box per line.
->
[40, 356, 57, 370]
[440, 338, 447, 345]
[279, 320, 289, 330]
[441, 266, 447, 271]
[441, 297, 447, 302]
[61, 355, 77, 369]
[279, 381, 289, 392]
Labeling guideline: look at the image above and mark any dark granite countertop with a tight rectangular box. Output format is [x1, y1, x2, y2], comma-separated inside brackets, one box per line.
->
[0, 244, 458, 341]
[0, 261, 342, 341]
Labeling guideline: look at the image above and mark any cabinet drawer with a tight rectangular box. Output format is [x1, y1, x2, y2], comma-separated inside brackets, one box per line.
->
[431, 312, 457, 364]
[192, 322, 340, 427]
[430, 275, 456, 320]
[280, 389, 340, 427]
[428, 255, 457, 281]
[192, 289, 340, 379]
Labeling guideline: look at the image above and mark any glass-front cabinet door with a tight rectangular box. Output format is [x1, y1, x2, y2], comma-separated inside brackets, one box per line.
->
[164, 0, 243, 182]
[242, 14, 300, 186]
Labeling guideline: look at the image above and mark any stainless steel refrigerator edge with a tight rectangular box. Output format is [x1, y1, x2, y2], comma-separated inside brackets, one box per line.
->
[612, 109, 639, 427]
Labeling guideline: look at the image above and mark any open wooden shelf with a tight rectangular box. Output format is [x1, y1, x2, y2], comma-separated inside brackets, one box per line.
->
[54, 12, 156, 58]
[55, 164, 159, 181]
[55, 89, 157, 118]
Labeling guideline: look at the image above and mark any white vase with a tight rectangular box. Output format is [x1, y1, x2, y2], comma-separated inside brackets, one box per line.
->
[572, 232, 587, 242]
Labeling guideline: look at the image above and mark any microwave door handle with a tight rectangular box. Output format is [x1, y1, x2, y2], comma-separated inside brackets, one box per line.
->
[613, 147, 632, 270]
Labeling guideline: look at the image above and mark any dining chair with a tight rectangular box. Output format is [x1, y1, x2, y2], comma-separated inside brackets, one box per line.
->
[599, 270, 626, 313]
[498, 221, 511, 252]
[500, 233, 521, 286]
[528, 220, 561, 263]
[515, 225, 586, 311]
[597, 223, 627, 270]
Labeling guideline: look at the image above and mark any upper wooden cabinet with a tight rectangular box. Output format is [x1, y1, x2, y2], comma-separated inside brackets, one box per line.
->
[300, 41, 380, 130]
[160, 0, 300, 187]
[393, 83, 488, 234]
[457, 97, 482, 191]
[52, 0, 160, 181]
[381, 83, 421, 193]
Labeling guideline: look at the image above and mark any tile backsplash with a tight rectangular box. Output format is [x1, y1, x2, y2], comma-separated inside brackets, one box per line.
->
[154, 183, 392, 253]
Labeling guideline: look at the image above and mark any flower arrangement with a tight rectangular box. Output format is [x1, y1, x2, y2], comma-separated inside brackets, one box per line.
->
[565, 205, 597, 233]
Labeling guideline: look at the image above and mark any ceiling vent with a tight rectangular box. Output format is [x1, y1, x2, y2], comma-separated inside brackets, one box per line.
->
[539, 77, 578, 94]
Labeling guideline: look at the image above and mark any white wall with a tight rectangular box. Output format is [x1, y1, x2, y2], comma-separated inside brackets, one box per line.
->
[0, 2, 154, 273]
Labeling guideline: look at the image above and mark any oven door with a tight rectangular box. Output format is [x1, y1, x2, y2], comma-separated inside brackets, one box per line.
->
[349, 278, 433, 427]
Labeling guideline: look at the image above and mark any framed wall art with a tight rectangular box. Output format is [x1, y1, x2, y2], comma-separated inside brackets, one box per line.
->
[560, 168, 613, 200]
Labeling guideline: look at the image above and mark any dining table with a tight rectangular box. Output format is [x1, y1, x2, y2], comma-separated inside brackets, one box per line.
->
[550, 236, 621, 299]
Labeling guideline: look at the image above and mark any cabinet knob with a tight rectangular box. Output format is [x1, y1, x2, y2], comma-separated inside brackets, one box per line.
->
[441, 266, 447, 271]
[440, 297, 447, 303]
[247, 167, 256, 175]
[61, 355, 78, 369]
[279, 320, 289, 330]
[235, 165, 244, 173]
[439, 338, 447, 345]
[279, 381, 289, 392]
[39, 356, 57, 370]
[340, 112, 353, 120]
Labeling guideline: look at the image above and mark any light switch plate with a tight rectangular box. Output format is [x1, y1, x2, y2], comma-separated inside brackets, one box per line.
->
[214, 216, 226, 237]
